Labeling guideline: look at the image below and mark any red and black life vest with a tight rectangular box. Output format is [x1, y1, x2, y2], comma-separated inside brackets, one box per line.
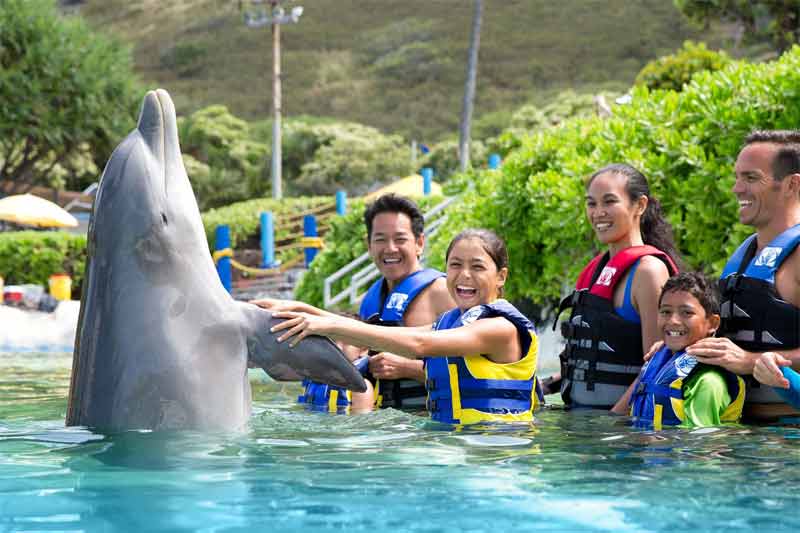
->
[555, 246, 678, 408]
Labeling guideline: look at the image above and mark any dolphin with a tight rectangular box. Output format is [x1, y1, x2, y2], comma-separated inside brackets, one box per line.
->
[66, 89, 366, 432]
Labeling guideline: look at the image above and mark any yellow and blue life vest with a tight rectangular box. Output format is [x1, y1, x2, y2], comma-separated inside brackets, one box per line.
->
[719, 225, 800, 405]
[298, 357, 369, 413]
[629, 345, 745, 429]
[298, 268, 444, 412]
[424, 300, 539, 425]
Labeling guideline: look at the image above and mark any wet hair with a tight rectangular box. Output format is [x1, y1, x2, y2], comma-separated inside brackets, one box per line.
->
[587, 163, 682, 267]
[744, 130, 800, 182]
[659, 272, 719, 316]
[364, 194, 424, 240]
[445, 229, 509, 296]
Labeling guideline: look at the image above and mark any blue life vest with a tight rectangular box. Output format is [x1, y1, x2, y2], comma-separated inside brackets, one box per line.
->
[719, 225, 800, 405]
[299, 268, 444, 411]
[424, 300, 539, 425]
[359, 268, 445, 323]
[298, 357, 369, 413]
[629, 345, 745, 429]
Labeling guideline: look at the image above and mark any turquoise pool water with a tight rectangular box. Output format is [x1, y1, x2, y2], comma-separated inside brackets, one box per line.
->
[2, 352, 799, 532]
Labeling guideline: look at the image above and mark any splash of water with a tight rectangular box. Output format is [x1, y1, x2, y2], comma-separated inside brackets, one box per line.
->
[0, 301, 79, 353]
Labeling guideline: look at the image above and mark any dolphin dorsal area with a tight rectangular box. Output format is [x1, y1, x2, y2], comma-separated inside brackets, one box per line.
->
[66, 89, 365, 431]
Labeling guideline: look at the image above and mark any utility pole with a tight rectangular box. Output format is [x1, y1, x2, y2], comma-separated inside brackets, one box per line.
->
[243, 1, 303, 199]
[458, 0, 482, 173]
[271, 3, 282, 199]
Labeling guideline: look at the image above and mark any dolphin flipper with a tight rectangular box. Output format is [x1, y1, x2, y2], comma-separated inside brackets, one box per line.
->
[240, 303, 368, 392]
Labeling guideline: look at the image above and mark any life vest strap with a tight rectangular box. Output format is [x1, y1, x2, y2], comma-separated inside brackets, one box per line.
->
[637, 381, 682, 400]
[460, 397, 532, 411]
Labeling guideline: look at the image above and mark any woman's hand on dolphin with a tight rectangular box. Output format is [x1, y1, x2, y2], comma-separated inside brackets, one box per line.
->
[685, 337, 755, 375]
[252, 298, 310, 314]
[753, 352, 792, 389]
[270, 311, 341, 346]
[250, 297, 283, 310]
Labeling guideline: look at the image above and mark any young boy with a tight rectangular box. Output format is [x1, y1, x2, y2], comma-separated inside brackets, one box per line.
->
[629, 272, 746, 429]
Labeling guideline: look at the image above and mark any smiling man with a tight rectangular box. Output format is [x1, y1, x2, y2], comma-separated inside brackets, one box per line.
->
[358, 194, 454, 409]
[687, 130, 800, 420]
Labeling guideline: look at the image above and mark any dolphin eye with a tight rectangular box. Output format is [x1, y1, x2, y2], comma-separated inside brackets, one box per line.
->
[161, 212, 168, 225]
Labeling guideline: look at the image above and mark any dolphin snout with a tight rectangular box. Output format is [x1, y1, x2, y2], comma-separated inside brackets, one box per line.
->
[137, 91, 166, 164]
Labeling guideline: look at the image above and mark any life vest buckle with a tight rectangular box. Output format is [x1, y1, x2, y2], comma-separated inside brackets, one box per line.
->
[725, 274, 743, 292]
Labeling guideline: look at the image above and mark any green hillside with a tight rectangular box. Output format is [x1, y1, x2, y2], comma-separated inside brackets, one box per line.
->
[78, 0, 729, 141]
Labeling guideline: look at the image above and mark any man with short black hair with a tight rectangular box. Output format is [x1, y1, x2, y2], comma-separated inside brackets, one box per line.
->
[688, 130, 800, 420]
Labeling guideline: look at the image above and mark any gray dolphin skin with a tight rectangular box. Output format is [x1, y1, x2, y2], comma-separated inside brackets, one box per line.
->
[66, 89, 366, 432]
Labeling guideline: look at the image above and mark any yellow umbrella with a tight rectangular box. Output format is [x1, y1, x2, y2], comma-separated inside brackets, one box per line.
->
[0, 193, 79, 228]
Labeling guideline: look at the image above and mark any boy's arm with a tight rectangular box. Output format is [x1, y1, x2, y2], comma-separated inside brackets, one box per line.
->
[681, 368, 734, 427]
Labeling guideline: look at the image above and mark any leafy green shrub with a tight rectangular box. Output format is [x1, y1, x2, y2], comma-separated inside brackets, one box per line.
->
[491, 90, 609, 156]
[0, 0, 140, 194]
[178, 105, 268, 209]
[291, 122, 412, 196]
[294, 195, 445, 309]
[428, 47, 800, 311]
[634, 41, 731, 92]
[0, 231, 87, 296]
[419, 139, 488, 181]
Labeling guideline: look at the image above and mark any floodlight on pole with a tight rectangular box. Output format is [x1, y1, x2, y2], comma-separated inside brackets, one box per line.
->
[243, 0, 303, 200]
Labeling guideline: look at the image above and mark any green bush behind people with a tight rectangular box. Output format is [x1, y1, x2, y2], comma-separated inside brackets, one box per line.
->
[634, 41, 731, 92]
[425, 46, 800, 312]
[0, 232, 86, 297]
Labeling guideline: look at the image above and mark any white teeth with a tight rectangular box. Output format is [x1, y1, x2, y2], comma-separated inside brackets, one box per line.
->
[383, 258, 401, 264]
[457, 285, 476, 292]
[738, 200, 752, 207]
[595, 223, 611, 230]
[666, 331, 685, 337]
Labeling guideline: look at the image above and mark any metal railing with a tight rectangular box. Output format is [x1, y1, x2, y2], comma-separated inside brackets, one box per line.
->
[63, 183, 98, 212]
[322, 196, 457, 309]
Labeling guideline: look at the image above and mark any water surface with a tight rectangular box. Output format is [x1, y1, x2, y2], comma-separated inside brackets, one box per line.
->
[1, 352, 798, 532]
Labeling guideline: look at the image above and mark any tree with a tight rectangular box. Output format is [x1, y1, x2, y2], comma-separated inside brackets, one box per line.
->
[458, 0, 482, 172]
[674, 0, 800, 54]
[0, 0, 140, 196]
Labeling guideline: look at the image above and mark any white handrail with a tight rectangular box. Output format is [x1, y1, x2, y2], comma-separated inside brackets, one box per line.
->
[322, 196, 456, 308]
[63, 182, 98, 212]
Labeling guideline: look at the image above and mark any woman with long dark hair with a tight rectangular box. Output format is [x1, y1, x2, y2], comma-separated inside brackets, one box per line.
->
[552, 163, 680, 411]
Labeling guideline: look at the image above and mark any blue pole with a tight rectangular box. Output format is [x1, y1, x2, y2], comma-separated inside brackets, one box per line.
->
[260, 211, 275, 268]
[488, 153, 501, 169]
[303, 215, 318, 267]
[336, 190, 347, 215]
[214, 225, 232, 293]
[421, 167, 433, 196]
